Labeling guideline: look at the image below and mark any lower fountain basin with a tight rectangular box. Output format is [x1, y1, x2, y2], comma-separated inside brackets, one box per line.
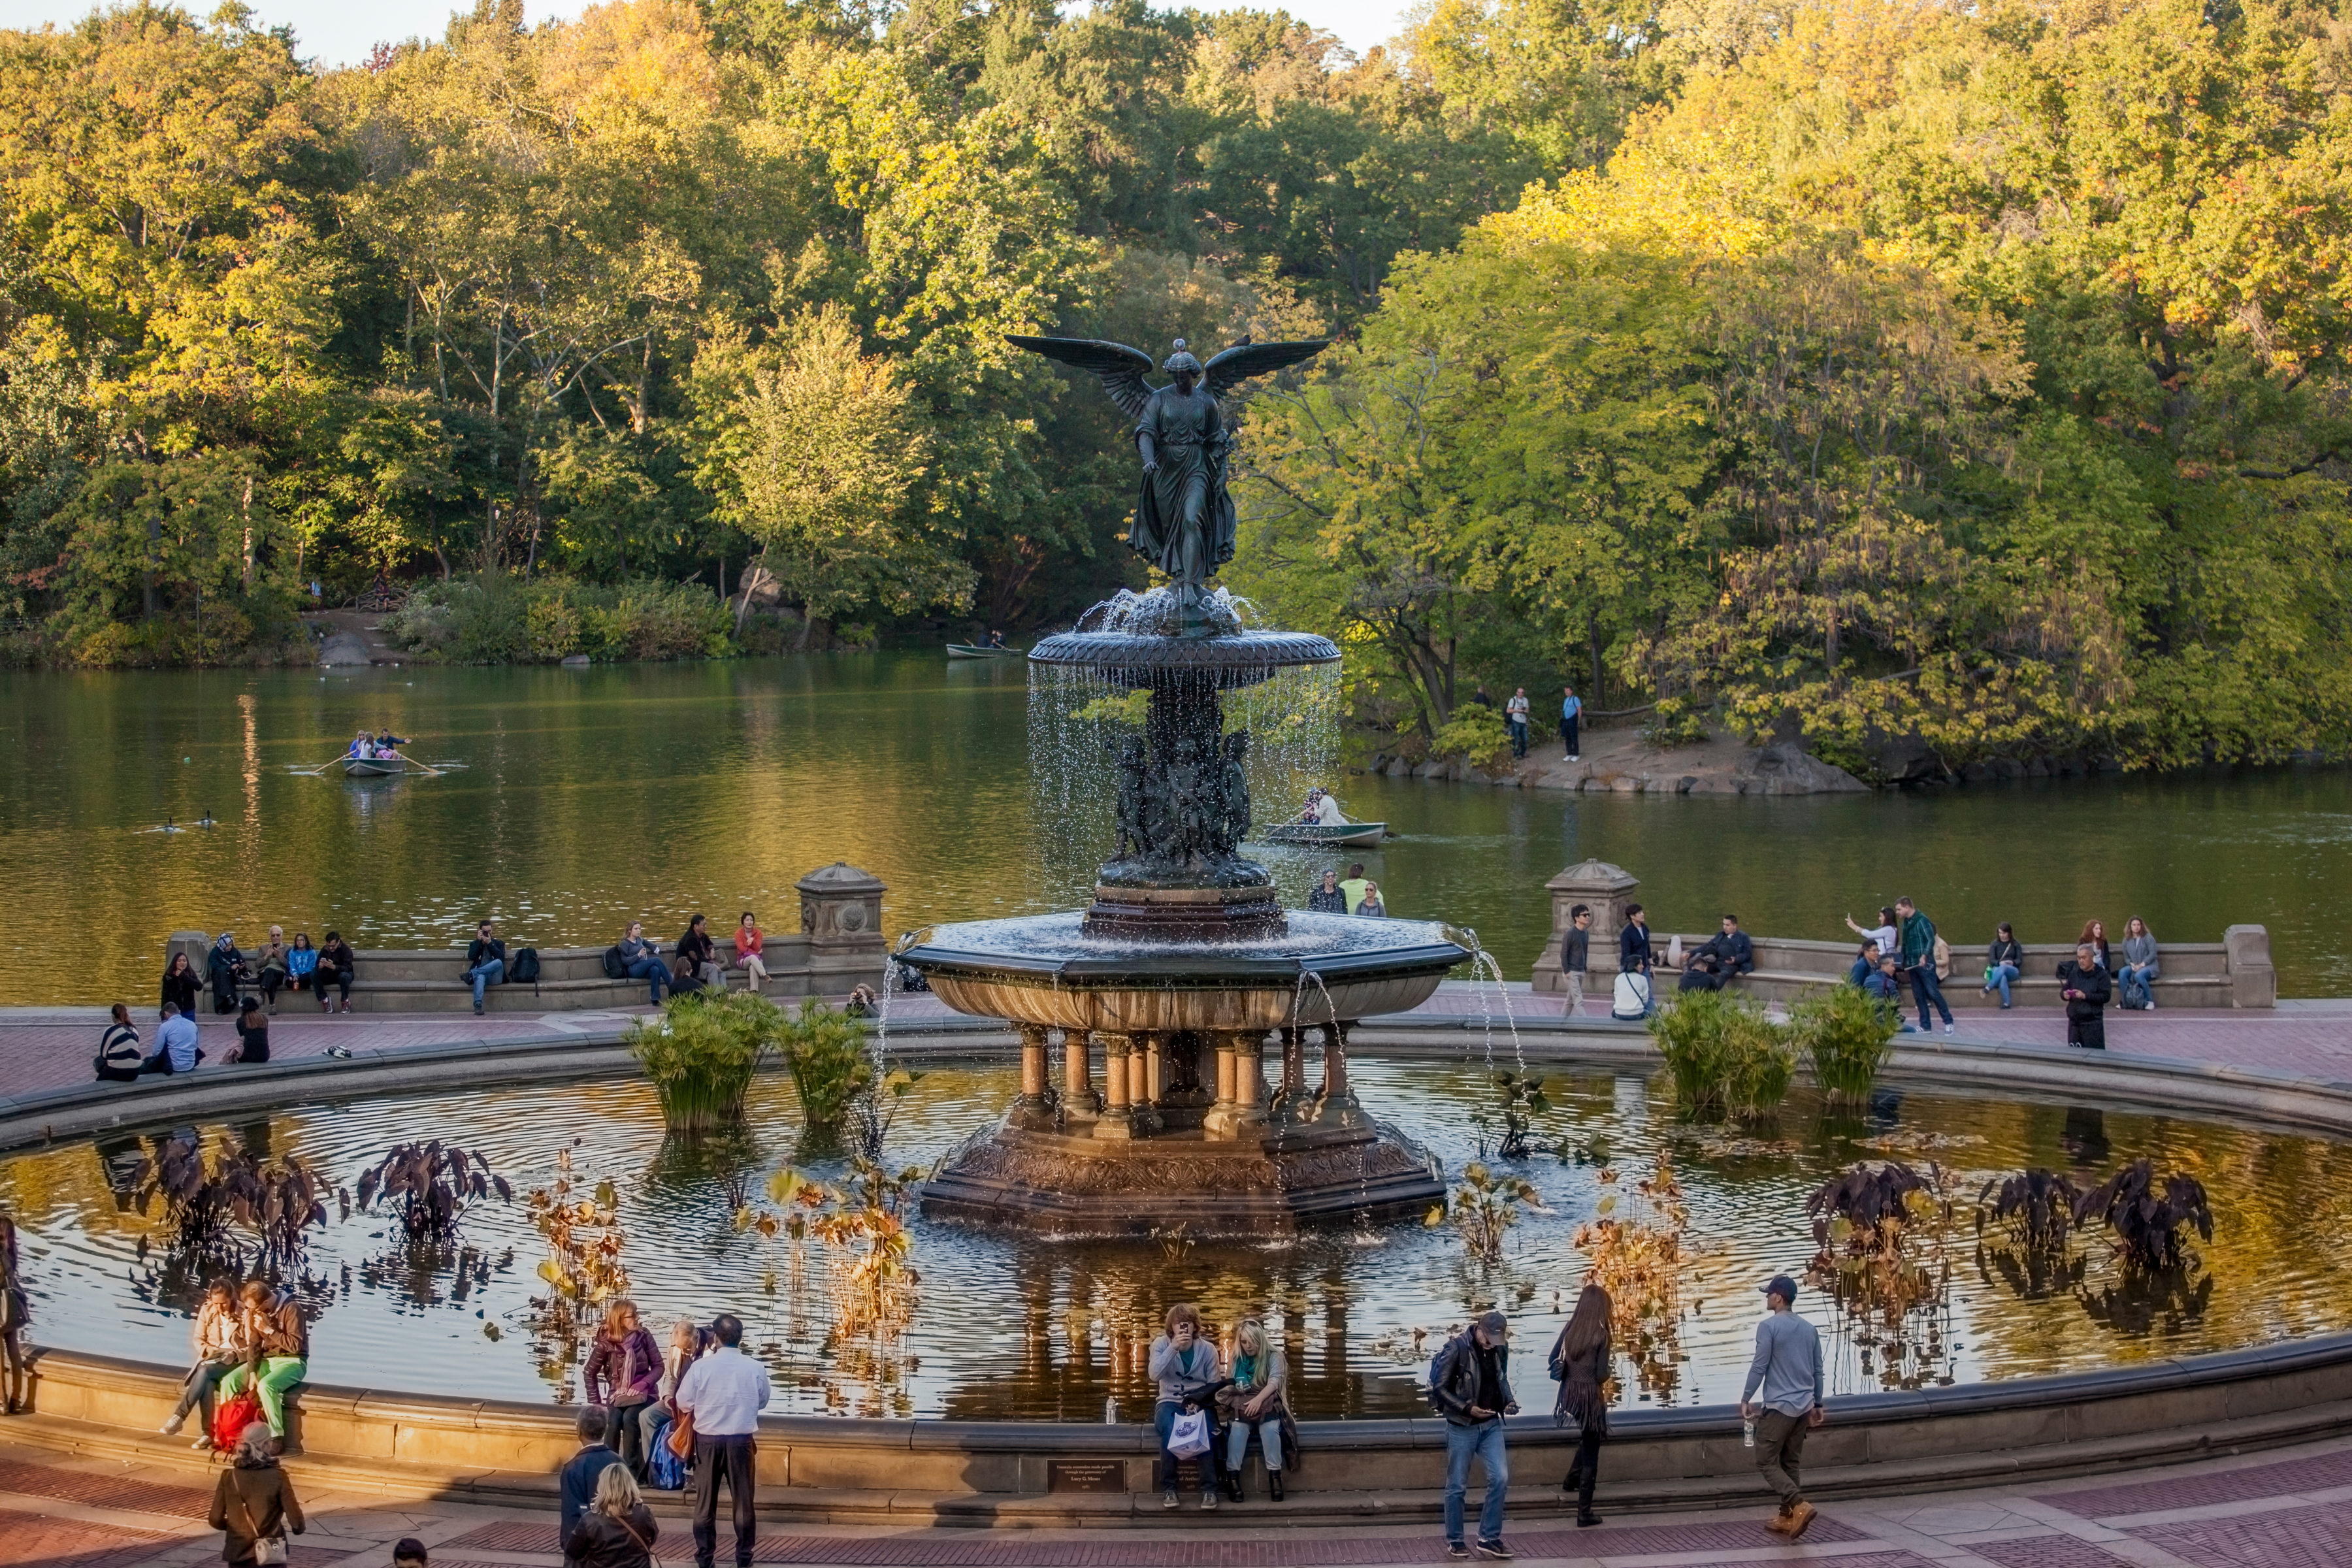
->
[893, 911, 1471, 1033]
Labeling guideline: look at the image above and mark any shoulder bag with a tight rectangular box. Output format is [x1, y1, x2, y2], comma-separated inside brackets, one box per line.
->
[614, 1509, 662, 1568]
[230, 1477, 289, 1567]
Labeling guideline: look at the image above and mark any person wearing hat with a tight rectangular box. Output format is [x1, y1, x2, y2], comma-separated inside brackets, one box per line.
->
[1429, 1309, 1518, 1560]
[1739, 1274, 1824, 1539]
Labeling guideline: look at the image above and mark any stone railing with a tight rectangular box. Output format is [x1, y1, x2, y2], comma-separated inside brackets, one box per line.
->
[165, 862, 889, 1014]
[1529, 859, 2276, 1009]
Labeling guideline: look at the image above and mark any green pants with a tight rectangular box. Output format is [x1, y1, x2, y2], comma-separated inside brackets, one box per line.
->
[217, 1357, 306, 1437]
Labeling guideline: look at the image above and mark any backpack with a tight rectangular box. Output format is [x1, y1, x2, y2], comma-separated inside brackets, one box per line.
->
[647, 1421, 688, 1490]
[1610, 971, 1651, 1021]
[510, 947, 540, 993]
[212, 1388, 263, 1452]
[601, 946, 627, 981]
[1932, 934, 1952, 981]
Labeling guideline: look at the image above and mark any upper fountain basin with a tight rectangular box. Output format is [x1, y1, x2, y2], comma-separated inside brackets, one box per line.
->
[1028, 629, 1339, 690]
[894, 911, 1471, 1032]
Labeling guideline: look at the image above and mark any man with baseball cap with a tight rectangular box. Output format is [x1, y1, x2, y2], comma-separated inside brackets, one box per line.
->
[1740, 1273, 1824, 1538]
[1429, 1309, 1520, 1560]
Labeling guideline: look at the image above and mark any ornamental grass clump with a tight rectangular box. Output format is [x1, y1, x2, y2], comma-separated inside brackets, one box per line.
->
[1647, 988, 1735, 1115]
[777, 999, 873, 1154]
[1791, 982, 1900, 1106]
[628, 990, 777, 1133]
[1719, 1002, 1795, 1122]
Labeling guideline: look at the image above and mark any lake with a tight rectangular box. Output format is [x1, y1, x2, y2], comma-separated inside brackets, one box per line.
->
[5, 653, 2351, 1002]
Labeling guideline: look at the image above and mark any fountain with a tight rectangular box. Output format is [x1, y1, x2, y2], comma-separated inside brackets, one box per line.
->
[894, 331, 1471, 1233]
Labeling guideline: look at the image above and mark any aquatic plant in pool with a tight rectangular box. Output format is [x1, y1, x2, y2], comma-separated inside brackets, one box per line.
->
[2076, 1159, 2214, 1269]
[627, 991, 775, 1133]
[133, 1133, 331, 1274]
[1791, 983, 1901, 1107]
[1432, 1162, 1544, 1268]
[525, 1146, 631, 1368]
[355, 1142, 512, 1241]
[1806, 1162, 1966, 1388]
[1573, 1156, 1690, 1401]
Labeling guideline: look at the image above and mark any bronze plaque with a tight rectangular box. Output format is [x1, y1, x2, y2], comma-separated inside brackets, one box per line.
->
[1047, 1458, 1127, 1494]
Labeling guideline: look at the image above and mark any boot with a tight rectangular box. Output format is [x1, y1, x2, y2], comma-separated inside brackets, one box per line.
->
[1268, 1469, 1284, 1502]
[1226, 1472, 1245, 1504]
[1576, 1462, 1599, 1525]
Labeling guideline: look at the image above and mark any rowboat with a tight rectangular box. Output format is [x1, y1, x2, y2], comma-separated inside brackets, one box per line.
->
[341, 753, 412, 777]
[1255, 820, 1388, 847]
[945, 642, 1021, 659]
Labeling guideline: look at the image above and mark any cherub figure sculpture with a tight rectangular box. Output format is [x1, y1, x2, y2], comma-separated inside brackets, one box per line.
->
[1005, 333, 1328, 633]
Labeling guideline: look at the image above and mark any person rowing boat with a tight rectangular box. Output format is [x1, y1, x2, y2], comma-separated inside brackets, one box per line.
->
[1298, 789, 1348, 826]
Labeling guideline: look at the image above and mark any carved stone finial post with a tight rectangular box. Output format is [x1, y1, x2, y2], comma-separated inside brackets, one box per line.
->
[795, 862, 888, 994]
[1531, 859, 1639, 992]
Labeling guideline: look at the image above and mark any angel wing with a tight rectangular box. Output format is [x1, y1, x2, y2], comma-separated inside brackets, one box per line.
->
[1204, 339, 1328, 400]
[1005, 336, 1156, 421]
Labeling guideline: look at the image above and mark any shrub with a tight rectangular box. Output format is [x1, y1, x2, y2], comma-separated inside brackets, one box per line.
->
[1790, 982, 1901, 1105]
[1719, 1002, 1795, 1122]
[777, 999, 872, 1153]
[386, 574, 733, 664]
[1648, 988, 1735, 1115]
[628, 990, 774, 1132]
[1430, 705, 1511, 770]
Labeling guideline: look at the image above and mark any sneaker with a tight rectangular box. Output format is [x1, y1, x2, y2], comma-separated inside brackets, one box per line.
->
[325, 1045, 353, 1060]
[191, 1437, 213, 1450]
[1943, 1023, 1956, 1036]
[1162, 1489, 1179, 1510]
[1446, 1545, 1470, 1562]
[159, 1414, 184, 1436]
[1200, 1489, 1218, 1511]
[1785, 1500, 1819, 1539]
[1476, 1541, 1516, 1560]
[473, 1001, 485, 1016]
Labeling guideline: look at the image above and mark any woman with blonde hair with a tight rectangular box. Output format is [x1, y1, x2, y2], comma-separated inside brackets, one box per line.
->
[208, 1422, 304, 1565]
[1217, 1316, 1290, 1502]
[564, 1458, 659, 1568]
[582, 1298, 661, 1476]
[1550, 1283, 1613, 1528]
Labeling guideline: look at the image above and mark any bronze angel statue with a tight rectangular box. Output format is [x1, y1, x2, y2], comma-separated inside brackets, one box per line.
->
[1006, 334, 1327, 626]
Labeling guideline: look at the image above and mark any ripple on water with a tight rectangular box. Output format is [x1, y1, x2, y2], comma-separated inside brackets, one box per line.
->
[5, 1058, 2352, 1422]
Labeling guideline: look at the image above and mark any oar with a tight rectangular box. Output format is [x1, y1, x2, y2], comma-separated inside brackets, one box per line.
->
[385, 749, 445, 777]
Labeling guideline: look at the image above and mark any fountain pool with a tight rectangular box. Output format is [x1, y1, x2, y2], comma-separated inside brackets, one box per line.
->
[7, 1053, 2349, 1422]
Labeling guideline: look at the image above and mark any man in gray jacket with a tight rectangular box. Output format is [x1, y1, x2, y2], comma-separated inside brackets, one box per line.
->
[1740, 1274, 1825, 1539]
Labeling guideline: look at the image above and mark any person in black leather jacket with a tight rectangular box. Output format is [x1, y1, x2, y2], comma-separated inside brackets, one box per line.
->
[1431, 1311, 1519, 1558]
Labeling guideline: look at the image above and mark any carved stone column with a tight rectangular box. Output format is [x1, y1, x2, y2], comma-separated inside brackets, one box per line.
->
[1307, 1021, 1367, 1129]
[1012, 1024, 1054, 1129]
[1095, 1032, 1137, 1141]
[1277, 1026, 1307, 1121]
[1232, 1031, 1266, 1128]
[1145, 1033, 1165, 1105]
[1205, 1030, 1266, 1139]
[1062, 1029, 1099, 1126]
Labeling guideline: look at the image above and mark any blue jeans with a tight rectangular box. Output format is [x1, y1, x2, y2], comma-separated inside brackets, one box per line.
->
[1443, 1416, 1509, 1545]
[468, 958, 504, 1007]
[625, 956, 669, 1004]
[1984, 962, 2018, 1006]
[1908, 964, 1953, 1029]
[1226, 1409, 1282, 1472]
[2120, 964, 2156, 1007]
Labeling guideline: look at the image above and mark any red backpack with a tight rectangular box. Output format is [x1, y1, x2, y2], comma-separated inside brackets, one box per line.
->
[212, 1390, 263, 1452]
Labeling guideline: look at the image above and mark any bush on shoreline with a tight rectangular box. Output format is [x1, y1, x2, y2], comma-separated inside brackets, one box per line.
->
[385, 576, 733, 664]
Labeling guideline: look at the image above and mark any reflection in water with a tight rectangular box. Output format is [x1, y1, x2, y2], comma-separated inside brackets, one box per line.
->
[2063, 1107, 2112, 1167]
[8, 1060, 2352, 1418]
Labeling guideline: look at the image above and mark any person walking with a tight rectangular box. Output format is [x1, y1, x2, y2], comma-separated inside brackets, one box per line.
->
[1561, 905, 1592, 1017]
[559, 1407, 623, 1550]
[1617, 904, 1654, 1019]
[1339, 864, 1370, 915]
[1356, 881, 1388, 917]
[96, 1003, 144, 1082]
[1149, 1304, 1224, 1511]
[1983, 924, 2024, 1008]
[1218, 1316, 1289, 1502]
[1894, 896, 1954, 1036]
[1505, 688, 1530, 758]
[1308, 870, 1347, 913]
[1560, 686, 1582, 761]
[1550, 1284, 1611, 1527]
[1740, 1274, 1825, 1540]
[465, 920, 506, 1017]
[1431, 1309, 1518, 1560]
[732, 913, 769, 994]
[2118, 917, 2160, 1009]
[161, 1279, 242, 1443]
[674, 1313, 770, 1568]
[208, 1422, 304, 1567]
[565, 1464, 660, 1568]
[213, 1279, 307, 1452]
[583, 1298, 662, 1477]
[2059, 943, 2112, 1049]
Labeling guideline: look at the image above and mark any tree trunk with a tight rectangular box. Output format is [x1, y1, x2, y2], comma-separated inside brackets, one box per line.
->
[734, 544, 771, 636]
[240, 474, 254, 592]
[1587, 609, 1604, 708]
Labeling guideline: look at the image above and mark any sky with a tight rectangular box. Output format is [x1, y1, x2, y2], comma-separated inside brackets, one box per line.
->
[0, 0, 1407, 72]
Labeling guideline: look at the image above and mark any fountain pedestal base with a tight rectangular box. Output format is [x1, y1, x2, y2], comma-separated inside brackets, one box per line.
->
[919, 1119, 1441, 1235]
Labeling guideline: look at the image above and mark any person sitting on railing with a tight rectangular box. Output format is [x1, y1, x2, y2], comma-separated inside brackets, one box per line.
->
[2117, 917, 2161, 1009]
[1150, 1303, 1226, 1512]
[143, 1002, 203, 1074]
[465, 919, 506, 1017]
[733, 913, 768, 994]
[286, 934, 318, 1000]
[676, 915, 725, 992]
[1691, 915, 1756, 982]
[95, 1003, 144, 1082]
[617, 923, 669, 1005]
[1846, 939, 1881, 988]
[1862, 954, 1914, 1030]
[207, 932, 247, 1015]
[314, 932, 356, 1013]
[1983, 924, 2023, 1009]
